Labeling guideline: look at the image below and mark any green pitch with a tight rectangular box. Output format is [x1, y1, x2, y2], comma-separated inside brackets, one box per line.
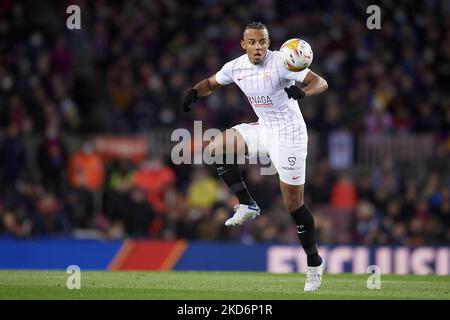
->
[0, 270, 449, 300]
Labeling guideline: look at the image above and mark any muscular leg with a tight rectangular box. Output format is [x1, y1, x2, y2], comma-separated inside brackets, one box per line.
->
[279, 180, 304, 212]
[205, 128, 254, 205]
[280, 181, 322, 267]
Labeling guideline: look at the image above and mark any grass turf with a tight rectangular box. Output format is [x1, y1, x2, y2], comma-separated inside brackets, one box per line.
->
[0, 270, 449, 300]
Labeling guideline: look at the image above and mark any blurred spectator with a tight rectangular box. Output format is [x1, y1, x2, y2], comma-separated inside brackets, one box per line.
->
[187, 166, 220, 209]
[426, 142, 449, 177]
[34, 192, 71, 235]
[407, 217, 426, 246]
[50, 37, 73, 82]
[351, 200, 383, 244]
[393, 106, 414, 133]
[196, 203, 231, 241]
[124, 187, 156, 237]
[37, 126, 67, 194]
[68, 141, 105, 192]
[330, 172, 358, 211]
[0, 175, 38, 238]
[102, 159, 160, 237]
[364, 107, 394, 134]
[0, 124, 26, 192]
[251, 215, 278, 243]
[104, 159, 136, 222]
[64, 186, 94, 229]
[133, 157, 176, 215]
[307, 158, 334, 205]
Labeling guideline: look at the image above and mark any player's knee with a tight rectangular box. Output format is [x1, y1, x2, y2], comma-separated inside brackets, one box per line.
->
[283, 198, 304, 213]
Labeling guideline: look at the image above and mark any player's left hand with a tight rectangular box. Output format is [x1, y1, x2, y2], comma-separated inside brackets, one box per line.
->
[284, 85, 306, 100]
[182, 89, 198, 112]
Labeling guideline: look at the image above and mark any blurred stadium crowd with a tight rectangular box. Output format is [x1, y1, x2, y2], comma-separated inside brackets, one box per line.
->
[0, 0, 449, 245]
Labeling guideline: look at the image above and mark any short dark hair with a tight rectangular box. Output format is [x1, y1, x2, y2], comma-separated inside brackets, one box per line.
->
[244, 22, 268, 37]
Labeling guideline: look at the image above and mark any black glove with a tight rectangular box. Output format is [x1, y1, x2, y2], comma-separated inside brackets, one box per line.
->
[182, 89, 198, 112]
[284, 85, 306, 100]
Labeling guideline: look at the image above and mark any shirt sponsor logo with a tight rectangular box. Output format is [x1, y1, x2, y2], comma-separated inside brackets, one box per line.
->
[247, 95, 273, 107]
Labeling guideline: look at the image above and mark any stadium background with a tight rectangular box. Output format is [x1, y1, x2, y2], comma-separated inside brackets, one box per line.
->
[0, 0, 448, 274]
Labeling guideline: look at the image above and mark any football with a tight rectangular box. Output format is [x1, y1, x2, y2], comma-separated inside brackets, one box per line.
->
[280, 38, 313, 72]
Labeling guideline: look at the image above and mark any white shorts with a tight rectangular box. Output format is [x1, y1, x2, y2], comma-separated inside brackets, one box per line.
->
[232, 123, 308, 186]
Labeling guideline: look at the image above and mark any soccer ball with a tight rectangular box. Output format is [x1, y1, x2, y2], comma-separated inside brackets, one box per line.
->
[280, 38, 313, 72]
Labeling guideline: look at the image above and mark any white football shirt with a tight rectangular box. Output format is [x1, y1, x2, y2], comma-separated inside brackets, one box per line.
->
[215, 50, 309, 145]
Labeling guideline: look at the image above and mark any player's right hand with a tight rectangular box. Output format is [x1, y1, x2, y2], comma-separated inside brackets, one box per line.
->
[182, 89, 198, 112]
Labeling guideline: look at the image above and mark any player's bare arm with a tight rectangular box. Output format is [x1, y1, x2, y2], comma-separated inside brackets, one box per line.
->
[284, 70, 328, 100]
[193, 75, 222, 97]
[301, 70, 328, 96]
[181, 75, 221, 111]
